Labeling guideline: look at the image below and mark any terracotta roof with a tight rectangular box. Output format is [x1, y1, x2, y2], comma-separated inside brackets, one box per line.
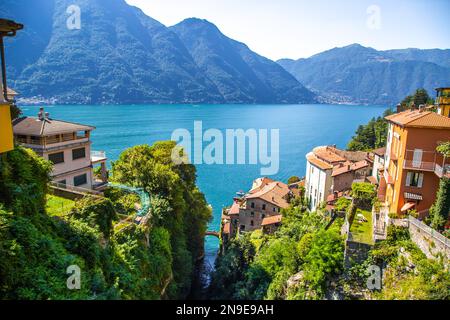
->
[246, 181, 290, 209]
[332, 160, 369, 177]
[228, 200, 241, 215]
[313, 146, 346, 164]
[372, 147, 386, 157]
[249, 177, 275, 193]
[385, 110, 450, 129]
[307, 153, 333, 171]
[13, 117, 95, 136]
[261, 215, 282, 226]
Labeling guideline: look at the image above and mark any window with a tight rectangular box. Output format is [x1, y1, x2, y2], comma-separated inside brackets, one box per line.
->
[72, 147, 86, 160]
[262, 214, 266, 220]
[412, 149, 423, 168]
[240, 225, 245, 231]
[250, 220, 254, 227]
[406, 172, 424, 188]
[273, 207, 276, 212]
[250, 211, 255, 217]
[48, 152, 64, 164]
[262, 204, 266, 210]
[74, 173, 88, 186]
[58, 180, 67, 186]
[251, 202, 255, 208]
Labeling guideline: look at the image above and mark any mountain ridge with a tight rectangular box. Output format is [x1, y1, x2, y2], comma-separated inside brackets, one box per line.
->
[0, 0, 316, 105]
[277, 44, 450, 105]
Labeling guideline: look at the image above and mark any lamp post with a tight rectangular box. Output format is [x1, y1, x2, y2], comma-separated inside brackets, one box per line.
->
[0, 18, 23, 154]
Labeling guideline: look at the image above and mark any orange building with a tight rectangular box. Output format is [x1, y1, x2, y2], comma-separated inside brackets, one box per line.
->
[379, 109, 450, 217]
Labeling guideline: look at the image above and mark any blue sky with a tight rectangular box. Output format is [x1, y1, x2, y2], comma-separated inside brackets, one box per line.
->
[125, 0, 450, 60]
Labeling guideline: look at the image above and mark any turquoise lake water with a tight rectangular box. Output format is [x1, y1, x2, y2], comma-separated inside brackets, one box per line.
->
[21, 104, 386, 265]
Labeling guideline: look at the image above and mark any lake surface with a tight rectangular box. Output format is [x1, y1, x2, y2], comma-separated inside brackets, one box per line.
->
[21, 104, 386, 266]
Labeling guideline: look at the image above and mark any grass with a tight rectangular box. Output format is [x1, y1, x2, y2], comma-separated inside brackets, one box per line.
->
[46, 194, 75, 217]
[350, 209, 373, 245]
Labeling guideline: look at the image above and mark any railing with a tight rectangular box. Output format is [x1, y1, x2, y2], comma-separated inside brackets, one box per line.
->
[434, 163, 450, 178]
[49, 181, 102, 196]
[408, 216, 450, 248]
[91, 150, 106, 159]
[403, 149, 448, 177]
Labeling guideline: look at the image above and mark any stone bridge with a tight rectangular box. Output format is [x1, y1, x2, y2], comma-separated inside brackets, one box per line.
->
[205, 230, 220, 238]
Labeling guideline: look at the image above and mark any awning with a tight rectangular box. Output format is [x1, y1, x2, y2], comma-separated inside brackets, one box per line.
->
[401, 202, 416, 212]
[404, 192, 423, 201]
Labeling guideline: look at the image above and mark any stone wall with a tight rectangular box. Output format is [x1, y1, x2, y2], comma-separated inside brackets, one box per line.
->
[408, 216, 450, 261]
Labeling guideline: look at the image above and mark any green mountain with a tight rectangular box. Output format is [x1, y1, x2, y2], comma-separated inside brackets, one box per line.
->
[171, 18, 316, 104]
[278, 44, 450, 105]
[0, 0, 316, 104]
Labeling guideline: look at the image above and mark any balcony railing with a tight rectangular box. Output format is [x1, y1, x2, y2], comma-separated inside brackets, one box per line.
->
[403, 149, 448, 178]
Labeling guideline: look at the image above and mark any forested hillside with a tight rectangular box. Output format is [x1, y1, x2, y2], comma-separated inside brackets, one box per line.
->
[0, 142, 211, 299]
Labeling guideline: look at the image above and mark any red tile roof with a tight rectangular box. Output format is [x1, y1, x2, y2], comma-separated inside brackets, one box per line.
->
[332, 160, 369, 177]
[228, 200, 241, 215]
[261, 215, 282, 226]
[246, 180, 290, 208]
[306, 154, 333, 170]
[372, 147, 386, 157]
[13, 117, 95, 136]
[385, 109, 450, 129]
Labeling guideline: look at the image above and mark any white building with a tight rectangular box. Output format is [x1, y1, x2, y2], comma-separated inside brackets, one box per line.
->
[305, 146, 371, 211]
[13, 108, 108, 190]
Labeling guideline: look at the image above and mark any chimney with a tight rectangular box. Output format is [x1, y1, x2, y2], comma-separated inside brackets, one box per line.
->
[38, 107, 44, 121]
[418, 104, 426, 112]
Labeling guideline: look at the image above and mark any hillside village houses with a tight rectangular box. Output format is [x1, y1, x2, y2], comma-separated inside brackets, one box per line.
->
[221, 177, 293, 242]
[304, 146, 372, 211]
[378, 100, 450, 218]
[12, 107, 108, 191]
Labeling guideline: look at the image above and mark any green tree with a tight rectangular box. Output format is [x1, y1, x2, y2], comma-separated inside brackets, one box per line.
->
[347, 109, 394, 151]
[288, 176, 301, 184]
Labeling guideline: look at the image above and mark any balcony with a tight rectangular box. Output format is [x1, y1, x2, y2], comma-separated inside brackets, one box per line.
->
[91, 150, 107, 164]
[403, 149, 449, 178]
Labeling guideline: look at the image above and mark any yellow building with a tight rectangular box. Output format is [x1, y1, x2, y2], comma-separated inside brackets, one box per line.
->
[0, 83, 14, 154]
[436, 87, 450, 117]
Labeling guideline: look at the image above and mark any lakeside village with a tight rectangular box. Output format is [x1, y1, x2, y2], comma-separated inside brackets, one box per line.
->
[220, 89, 450, 264]
[0, 18, 449, 299]
[3, 85, 450, 264]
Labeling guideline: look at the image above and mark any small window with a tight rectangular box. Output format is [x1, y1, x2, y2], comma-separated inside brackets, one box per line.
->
[273, 207, 276, 212]
[250, 211, 255, 217]
[250, 220, 254, 227]
[72, 147, 86, 160]
[251, 202, 255, 208]
[240, 225, 245, 231]
[406, 172, 423, 188]
[262, 204, 266, 210]
[74, 173, 87, 186]
[48, 152, 64, 164]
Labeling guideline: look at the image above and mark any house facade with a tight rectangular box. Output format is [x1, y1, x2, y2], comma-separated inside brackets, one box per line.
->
[371, 147, 386, 184]
[13, 108, 108, 190]
[222, 177, 291, 240]
[305, 146, 372, 211]
[380, 109, 450, 217]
